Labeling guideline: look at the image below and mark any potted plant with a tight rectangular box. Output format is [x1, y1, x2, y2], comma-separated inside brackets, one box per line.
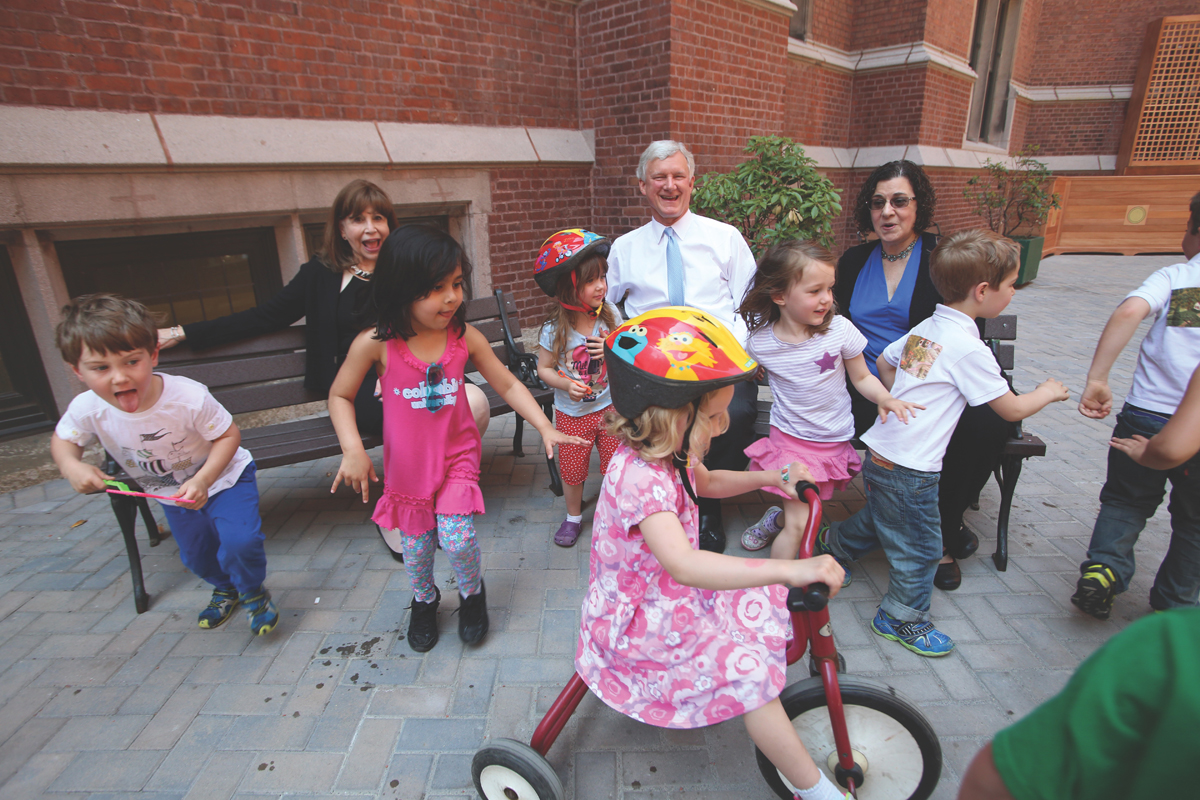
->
[963, 145, 1061, 285]
[690, 135, 842, 258]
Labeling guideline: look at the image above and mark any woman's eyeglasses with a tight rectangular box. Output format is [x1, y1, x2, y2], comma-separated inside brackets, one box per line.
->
[867, 195, 916, 211]
[425, 362, 446, 412]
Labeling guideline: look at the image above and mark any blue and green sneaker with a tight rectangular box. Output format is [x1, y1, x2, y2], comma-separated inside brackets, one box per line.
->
[814, 520, 852, 588]
[241, 588, 279, 636]
[871, 608, 954, 657]
[197, 588, 240, 629]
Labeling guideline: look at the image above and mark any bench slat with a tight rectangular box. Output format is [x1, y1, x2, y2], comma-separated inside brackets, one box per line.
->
[158, 326, 307, 364]
[980, 315, 1016, 340]
[162, 352, 307, 390]
[211, 380, 322, 415]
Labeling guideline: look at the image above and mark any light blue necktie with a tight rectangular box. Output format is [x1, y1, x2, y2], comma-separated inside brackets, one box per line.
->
[665, 227, 685, 306]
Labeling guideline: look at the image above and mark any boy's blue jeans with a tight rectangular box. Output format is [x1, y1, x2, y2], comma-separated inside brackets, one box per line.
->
[1085, 404, 1200, 610]
[827, 453, 942, 622]
[159, 462, 266, 598]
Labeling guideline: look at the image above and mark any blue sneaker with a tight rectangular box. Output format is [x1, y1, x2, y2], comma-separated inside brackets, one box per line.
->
[814, 521, 852, 588]
[241, 588, 279, 636]
[197, 588, 239, 629]
[871, 608, 954, 657]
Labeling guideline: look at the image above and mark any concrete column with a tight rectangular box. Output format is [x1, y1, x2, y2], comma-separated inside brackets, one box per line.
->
[12, 228, 76, 415]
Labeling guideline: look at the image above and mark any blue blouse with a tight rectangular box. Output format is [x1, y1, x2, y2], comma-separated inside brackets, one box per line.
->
[848, 238, 923, 377]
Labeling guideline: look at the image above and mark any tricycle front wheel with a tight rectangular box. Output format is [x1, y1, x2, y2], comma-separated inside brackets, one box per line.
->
[757, 676, 941, 800]
[472, 738, 564, 800]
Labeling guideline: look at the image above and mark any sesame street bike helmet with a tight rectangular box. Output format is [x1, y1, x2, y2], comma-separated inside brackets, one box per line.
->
[534, 229, 611, 316]
[604, 306, 758, 420]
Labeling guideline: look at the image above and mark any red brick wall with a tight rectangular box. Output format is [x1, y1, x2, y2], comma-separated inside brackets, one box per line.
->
[0, 0, 579, 126]
[783, 58, 853, 149]
[1029, 1, 1199, 86]
[921, 0, 976, 59]
[917, 68, 974, 149]
[848, 66, 927, 148]
[578, 0, 672, 239]
[488, 166, 594, 322]
[849, 2, 926, 51]
[1025, 101, 1129, 156]
[669, 0, 789, 173]
[809, 0, 854, 52]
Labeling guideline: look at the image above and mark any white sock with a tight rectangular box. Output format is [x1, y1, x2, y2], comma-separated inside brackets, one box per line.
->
[794, 772, 847, 800]
[566, 514, 583, 524]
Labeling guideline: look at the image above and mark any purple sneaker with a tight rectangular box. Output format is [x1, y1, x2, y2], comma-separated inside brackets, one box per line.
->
[554, 519, 582, 547]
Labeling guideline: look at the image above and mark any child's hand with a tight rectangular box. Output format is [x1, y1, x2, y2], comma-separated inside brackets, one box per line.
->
[540, 428, 590, 459]
[586, 336, 605, 360]
[332, 452, 378, 503]
[1039, 378, 1071, 404]
[1109, 434, 1150, 464]
[876, 397, 925, 425]
[778, 461, 814, 499]
[172, 476, 211, 510]
[63, 461, 111, 495]
[788, 554, 846, 598]
[1079, 379, 1111, 419]
[566, 380, 588, 402]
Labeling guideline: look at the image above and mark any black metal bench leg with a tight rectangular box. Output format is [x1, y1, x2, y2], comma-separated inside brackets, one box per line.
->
[109, 493, 150, 613]
[993, 454, 1025, 572]
[136, 496, 163, 546]
[512, 415, 525, 456]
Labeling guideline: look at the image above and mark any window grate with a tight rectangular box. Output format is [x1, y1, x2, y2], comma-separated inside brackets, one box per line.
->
[1121, 16, 1200, 173]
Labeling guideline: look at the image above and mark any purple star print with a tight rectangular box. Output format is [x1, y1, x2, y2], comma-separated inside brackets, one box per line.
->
[815, 351, 837, 373]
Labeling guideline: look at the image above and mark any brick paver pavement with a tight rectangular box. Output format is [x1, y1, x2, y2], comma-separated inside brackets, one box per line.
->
[0, 253, 1183, 799]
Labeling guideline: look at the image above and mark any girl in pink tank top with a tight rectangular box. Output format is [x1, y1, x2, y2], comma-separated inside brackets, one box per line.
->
[329, 225, 586, 653]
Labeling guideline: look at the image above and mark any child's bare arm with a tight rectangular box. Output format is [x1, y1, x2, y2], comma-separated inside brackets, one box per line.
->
[876, 353, 898, 391]
[1110, 365, 1200, 469]
[846, 353, 923, 424]
[329, 330, 381, 502]
[50, 433, 109, 495]
[1080, 297, 1152, 420]
[694, 461, 812, 500]
[468, 325, 588, 458]
[988, 379, 1070, 422]
[536, 346, 587, 402]
[173, 423, 240, 510]
[640, 510, 845, 592]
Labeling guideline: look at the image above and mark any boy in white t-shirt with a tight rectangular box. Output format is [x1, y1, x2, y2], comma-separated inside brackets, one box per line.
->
[50, 294, 278, 635]
[1072, 192, 1200, 619]
[821, 229, 1069, 657]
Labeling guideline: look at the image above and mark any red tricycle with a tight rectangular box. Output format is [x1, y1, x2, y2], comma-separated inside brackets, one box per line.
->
[471, 484, 942, 799]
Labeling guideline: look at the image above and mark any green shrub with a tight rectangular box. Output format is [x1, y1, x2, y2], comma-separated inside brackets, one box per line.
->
[963, 145, 1061, 237]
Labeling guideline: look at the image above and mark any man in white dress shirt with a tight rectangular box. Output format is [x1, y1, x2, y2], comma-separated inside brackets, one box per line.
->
[607, 140, 760, 553]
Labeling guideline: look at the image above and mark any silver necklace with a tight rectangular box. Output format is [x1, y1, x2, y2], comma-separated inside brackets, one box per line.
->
[880, 238, 917, 263]
[348, 265, 372, 280]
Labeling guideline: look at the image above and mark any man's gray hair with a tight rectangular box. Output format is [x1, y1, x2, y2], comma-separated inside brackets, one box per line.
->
[636, 140, 695, 182]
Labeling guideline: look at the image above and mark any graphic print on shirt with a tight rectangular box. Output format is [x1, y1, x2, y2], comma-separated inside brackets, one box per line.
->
[899, 335, 943, 380]
[814, 351, 838, 373]
[568, 341, 610, 403]
[1166, 287, 1200, 327]
[120, 429, 201, 489]
[396, 374, 462, 411]
[655, 331, 717, 380]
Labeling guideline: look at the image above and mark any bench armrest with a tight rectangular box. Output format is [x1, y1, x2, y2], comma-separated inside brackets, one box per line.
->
[493, 289, 549, 390]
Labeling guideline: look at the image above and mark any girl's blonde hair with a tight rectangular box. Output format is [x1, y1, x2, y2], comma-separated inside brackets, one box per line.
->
[738, 240, 837, 336]
[542, 255, 618, 366]
[607, 388, 730, 464]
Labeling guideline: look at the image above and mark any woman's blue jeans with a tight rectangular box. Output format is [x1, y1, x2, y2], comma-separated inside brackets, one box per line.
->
[1085, 404, 1200, 610]
[828, 454, 943, 622]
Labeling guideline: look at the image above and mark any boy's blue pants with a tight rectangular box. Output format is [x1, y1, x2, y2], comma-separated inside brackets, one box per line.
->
[159, 462, 266, 597]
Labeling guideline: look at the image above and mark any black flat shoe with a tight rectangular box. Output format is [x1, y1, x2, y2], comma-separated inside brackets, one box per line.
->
[934, 559, 962, 591]
[946, 525, 979, 560]
[698, 511, 726, 554]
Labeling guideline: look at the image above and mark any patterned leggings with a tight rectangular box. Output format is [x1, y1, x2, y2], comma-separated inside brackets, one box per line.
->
[397, 513, 482, 603]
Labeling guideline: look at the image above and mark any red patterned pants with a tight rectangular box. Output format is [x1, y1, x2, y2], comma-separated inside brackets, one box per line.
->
[554, 406, 620, 486]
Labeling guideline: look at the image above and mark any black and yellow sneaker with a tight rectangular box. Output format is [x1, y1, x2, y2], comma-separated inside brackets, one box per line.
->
[197, 588, 239, 629]
[815, 520, 852, 588]
[1071, 564, 1117, 620]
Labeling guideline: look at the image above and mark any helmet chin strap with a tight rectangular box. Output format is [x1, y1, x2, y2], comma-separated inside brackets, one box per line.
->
[560, 271, 601, 319]
[673, 399, 701, 504]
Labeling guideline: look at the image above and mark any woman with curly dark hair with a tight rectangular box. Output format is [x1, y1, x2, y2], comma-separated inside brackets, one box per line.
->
[831, 160, 1011, 591]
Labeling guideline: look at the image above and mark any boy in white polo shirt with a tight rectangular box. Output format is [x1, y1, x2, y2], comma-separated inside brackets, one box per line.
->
[1072, 191, 1200, 619]
[821, 229, 1069, 656]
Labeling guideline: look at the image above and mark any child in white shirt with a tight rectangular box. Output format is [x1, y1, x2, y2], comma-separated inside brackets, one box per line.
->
[823, 230, 1069, 657]
[51, 294, 277, 635]
[1072, 192, 1200, 619]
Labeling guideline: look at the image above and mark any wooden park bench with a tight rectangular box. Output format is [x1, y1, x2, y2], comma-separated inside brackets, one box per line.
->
[753, 314, 1046, 572]
[106, 289, 558, 613]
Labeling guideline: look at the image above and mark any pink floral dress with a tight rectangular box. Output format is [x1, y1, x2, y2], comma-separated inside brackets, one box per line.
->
[575, 443, 791, 729]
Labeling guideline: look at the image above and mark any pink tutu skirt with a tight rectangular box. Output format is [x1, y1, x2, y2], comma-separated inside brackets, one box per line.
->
[744, 427, 862, 501]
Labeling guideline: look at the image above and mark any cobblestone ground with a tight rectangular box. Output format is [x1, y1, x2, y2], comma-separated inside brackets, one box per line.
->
[0, 254, 1181, 799]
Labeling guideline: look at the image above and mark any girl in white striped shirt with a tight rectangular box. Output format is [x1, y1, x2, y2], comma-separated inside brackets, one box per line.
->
[738, 241, 921, 566]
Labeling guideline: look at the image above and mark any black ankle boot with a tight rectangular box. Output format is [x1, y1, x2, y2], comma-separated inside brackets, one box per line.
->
[407, 586, 440, 652]
[458, 581, 489, 645]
